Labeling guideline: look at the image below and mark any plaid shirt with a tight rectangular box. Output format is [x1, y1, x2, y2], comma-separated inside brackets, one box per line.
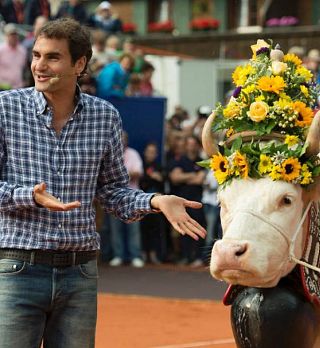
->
[0, 87, 154, 251]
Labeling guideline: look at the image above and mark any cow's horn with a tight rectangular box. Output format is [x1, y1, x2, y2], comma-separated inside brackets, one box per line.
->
[306, 110, 320, 157]
[201, 112, 219, 157]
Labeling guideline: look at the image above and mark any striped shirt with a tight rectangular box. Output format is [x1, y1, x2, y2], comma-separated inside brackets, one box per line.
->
[0, 87, 154, 251]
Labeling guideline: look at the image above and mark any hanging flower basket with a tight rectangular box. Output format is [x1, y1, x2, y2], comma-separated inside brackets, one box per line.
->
[266, 16, 299, 27]
[148, 20, 174, 33]
[122, 22, 137, 34]
[190, 18, 220, 31]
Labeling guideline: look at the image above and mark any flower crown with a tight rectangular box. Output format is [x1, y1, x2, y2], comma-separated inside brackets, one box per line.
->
[200, 39, 320, 186]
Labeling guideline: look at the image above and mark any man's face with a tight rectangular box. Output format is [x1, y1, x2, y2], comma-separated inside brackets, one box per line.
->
[6, 33, 19, 48]
[31, 36, 85, 94]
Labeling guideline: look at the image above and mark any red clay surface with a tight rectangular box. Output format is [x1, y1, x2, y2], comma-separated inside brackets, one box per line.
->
[96, 293, 236, 348]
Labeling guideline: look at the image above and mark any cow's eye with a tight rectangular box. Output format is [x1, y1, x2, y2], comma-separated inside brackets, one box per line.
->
[282, 196, 292, 205]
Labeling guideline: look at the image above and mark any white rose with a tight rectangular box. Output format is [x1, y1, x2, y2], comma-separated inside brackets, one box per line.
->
[271, 61, 287, 75]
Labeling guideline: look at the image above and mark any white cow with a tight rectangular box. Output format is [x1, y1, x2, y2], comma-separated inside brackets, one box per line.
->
[202, 111, 320, 347]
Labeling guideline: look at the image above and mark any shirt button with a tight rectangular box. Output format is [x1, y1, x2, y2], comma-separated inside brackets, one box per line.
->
[57, 197, 61, 201]
[56, 146, 59, 150]
[58, 224, 62, 229]
[57, 171, 61, 175]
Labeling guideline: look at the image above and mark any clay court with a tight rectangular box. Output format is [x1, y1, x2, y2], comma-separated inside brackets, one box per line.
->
[95, 264, 235, 348]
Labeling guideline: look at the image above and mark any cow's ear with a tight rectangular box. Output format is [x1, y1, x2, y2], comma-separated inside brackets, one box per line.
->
[304, 177, 320, 201]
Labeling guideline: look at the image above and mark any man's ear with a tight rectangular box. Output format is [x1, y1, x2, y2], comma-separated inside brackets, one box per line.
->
[75, 56, 87, 76]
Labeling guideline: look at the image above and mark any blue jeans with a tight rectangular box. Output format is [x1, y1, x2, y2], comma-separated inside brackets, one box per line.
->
[110, 216, 142, 260]
[0, 258, 98, 348]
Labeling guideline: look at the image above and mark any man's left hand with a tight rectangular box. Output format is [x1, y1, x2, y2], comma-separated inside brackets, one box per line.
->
[150, 195, 206, 240]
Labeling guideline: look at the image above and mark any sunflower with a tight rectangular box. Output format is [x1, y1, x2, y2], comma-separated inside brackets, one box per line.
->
[281, 158, 301, 182]
[210, 153, 230, 184]
[292, 101, 314, 127]
[258, 154, 273, 174]
[232, 151, 249, 179]
[257, 76, 286, 94]
[283, 53, 302, 66]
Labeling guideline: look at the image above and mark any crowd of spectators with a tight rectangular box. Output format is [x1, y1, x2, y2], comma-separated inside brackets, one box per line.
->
[1, 4, 320, 268]
[0, 0, 155, 98]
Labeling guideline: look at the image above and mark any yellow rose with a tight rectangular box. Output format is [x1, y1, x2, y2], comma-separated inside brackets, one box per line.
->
[251, 39, 270, 58]
[247, 101, 269, 122]
[271, 61, 287, 75]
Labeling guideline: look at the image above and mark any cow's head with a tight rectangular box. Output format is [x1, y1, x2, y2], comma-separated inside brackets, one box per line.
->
[202, 111, 320, 287]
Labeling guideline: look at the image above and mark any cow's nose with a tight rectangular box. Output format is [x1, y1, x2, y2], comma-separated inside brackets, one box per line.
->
[214, 241, 248, 260]
[234, 243, 247, 257]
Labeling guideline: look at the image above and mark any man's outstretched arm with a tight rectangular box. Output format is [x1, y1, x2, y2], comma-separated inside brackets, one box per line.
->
[150, 194, 206, 241]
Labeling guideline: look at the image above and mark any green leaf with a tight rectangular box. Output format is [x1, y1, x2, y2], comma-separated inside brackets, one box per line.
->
[313, 166, 320, 177]
[265, 120, 277, 134]
[231, 136, 242, 152]
[300, 142, 309, 157]
[196, 159, 211, 169]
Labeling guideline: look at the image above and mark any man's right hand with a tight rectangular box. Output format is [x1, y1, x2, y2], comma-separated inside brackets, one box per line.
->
[33, 182, 81, 211]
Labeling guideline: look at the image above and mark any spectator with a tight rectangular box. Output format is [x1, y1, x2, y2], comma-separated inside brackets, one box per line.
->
[0, 23, 27, 89]
[96, 53, 135, 99]
[126, 73, 142, 97]
[89, 30, 109, 77]
[105, 34, 121, 62]
[168, 136, 207, 267]
[87, 1, 122, 34]
[55, 0, 87, 24]
[78, 73, 96, 95]
[108, 131, 145, 268]
[304, 48, 320, 85]
[288, 45, 305, 59]
[202, 170, 221, 264]
[140, 61, 155, 97]
[121, 38, 145, 73]
[24, 0, 50, 25]
[0, 0, 24, 24]
[22, 15, 48, 86]
[140, 142, 165, 264]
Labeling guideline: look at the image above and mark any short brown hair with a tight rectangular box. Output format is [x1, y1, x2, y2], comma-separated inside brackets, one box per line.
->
[35, 18, 93, 74]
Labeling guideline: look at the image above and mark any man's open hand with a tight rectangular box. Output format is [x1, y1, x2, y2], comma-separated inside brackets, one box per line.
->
[150, 194, 206, 240]
[33, 182, 81, 211]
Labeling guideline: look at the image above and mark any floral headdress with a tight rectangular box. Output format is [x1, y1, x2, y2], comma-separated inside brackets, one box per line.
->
[200, 39, 320, 187]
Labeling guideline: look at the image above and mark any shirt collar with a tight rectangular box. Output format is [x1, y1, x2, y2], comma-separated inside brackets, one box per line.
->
[33, 85, 84, 116]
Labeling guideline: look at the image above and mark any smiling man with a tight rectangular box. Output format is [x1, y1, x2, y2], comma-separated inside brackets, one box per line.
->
[0, 18, 206, 348]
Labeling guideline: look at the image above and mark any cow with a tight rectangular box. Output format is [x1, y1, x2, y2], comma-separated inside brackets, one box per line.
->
[201, 111, 320, 348]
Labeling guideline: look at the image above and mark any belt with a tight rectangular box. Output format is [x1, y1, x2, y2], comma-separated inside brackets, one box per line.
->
[0, 248, 97, 267]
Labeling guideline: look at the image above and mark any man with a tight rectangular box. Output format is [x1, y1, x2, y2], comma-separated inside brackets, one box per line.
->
[109, 131, 145, 267]
[0, 23, 27, 89]
[168, 135, 207, 266]
[24, 0, 50, 25]
[0, 0, 24, 24]
[87, 1, 122, 34]
[0, 18, 206, 347]
[96, 52, 134, 99]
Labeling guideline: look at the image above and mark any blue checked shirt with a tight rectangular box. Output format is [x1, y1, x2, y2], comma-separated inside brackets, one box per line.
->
[0, 87, 154, 251]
